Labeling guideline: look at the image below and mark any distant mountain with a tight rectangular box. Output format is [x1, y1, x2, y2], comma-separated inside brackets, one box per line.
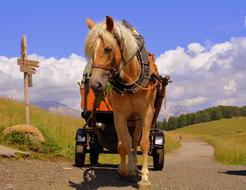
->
[32, 100, 81, 118]
[158, 105, 187, 121]
[32, 100, 186, 121]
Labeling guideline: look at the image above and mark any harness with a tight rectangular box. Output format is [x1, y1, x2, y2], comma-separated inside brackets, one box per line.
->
[91, 20, 152, 95]
[86, 20, 171, 128]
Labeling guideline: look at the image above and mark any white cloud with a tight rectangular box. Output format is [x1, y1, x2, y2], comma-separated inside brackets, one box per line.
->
[187, 43, 205, 54]
[0, 54, 87, 110]
[182, 96, 206, 107]
[1, 37, 246, 113]
[216, 98, 237, 106]
[156, 37, 246, 111]
[172, 86, 185, 97]
[224, 80, 237, 92]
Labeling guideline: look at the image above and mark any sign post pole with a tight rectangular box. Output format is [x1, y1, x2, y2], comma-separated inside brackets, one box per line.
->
[18, 35, 39, 125]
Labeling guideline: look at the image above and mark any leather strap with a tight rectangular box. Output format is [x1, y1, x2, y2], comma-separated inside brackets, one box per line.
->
[91, 63, 112, 71]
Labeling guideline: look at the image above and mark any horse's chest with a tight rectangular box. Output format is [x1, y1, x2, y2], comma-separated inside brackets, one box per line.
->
[111, 94, 147, 112]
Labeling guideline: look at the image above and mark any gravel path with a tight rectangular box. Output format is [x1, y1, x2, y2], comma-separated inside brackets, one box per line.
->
[0, 140, 245, 190]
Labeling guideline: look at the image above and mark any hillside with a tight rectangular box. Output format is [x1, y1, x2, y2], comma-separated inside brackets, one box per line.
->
[0, 97, 180, 162]
[172, 117, 246, 164]
[158, 105, 246, 131]
[32, 100, 80, 118]
[0, 97, 82, 159]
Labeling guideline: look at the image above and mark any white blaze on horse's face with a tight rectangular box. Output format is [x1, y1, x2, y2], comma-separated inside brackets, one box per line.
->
[91, 37, 115, 93]
[86, 16, 122, 94]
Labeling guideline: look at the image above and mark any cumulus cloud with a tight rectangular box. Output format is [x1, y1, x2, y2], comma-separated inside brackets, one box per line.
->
[187, 43, 205, 54]
[216, 98, 237, 106]
[156, 37, 246, 111]
[0, 54, 87, 110]
[1, 37, 246, 113]
[182, 96, 206, 107]
[224, 80, 237, 92]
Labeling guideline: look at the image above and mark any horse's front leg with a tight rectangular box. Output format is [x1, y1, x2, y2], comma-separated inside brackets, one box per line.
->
[132, 122, 142, 173]
[114, 112, 129, 177]
[139, 106, 154, 186]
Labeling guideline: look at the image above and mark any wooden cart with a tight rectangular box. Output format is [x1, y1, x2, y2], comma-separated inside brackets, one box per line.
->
[75, 71, 167, 171]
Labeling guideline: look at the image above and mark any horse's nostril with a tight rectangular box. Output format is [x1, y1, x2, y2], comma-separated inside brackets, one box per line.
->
[92, 82, 103, 92]
[96, 82, 102, 90]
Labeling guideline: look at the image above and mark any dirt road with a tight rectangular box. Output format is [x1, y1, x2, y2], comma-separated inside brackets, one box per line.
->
[0, 140, 245, 190]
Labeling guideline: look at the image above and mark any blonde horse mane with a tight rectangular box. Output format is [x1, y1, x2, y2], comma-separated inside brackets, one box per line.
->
[85, 20, 139, 63]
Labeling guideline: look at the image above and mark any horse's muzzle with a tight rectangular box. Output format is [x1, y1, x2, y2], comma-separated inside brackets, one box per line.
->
[91, 82, 103, 94]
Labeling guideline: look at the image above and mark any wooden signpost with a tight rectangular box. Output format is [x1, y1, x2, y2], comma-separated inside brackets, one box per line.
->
[17, 35, 39, 125]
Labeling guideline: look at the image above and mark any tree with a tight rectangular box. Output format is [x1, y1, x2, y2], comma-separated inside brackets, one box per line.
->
[233, 107, 240, 117]
[240, 106, 246, 116]
[167, 117, 177, 130]
[196, 112, 203, 123]
[213, 110, 223, 120]
[177, 114, 187, 128]
[186, 113, 192, 126]
[202, 112, 211, 122]
[162, 119, 168, 130]
[223, 107, 234, 118]
[190, 113, 198, 124]
[157, 121, 163, 130]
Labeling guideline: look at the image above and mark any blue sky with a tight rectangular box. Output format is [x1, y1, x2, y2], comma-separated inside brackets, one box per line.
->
[0, 0, 246, 114]
[0, 0, 246, 57]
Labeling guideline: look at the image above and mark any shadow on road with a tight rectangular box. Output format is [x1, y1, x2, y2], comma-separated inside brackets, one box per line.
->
[69, 164, 140, 190]
[218, 170, 246, 176]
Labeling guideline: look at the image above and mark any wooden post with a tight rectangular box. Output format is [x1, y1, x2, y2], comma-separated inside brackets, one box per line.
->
[18, 35, 39, 125]
[21, 36, 30, 125]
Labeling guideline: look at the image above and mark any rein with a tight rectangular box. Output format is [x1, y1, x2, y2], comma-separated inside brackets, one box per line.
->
[91, 27, 151, 95]
[91, 33, 144, 77]
[91, 63, 112, 71]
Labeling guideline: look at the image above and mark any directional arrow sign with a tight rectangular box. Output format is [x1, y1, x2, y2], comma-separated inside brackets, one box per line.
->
[17, 59, 39, 68]
[20, 64, 36, 74]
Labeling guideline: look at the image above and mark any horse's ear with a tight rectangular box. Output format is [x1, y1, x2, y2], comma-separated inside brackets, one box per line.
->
[85, 18, 95, 29]
[106, 16, 114, 32]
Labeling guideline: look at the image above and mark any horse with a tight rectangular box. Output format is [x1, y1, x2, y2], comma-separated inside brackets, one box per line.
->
[84, 16, 161, 187]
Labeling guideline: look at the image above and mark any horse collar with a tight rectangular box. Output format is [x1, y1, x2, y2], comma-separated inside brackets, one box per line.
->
[110, 42, 151, 95]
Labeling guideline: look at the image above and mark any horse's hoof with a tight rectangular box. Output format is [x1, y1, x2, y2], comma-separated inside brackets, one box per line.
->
[129, 169, 137, 177]
[118, 168, 129, 177]
[138, 180, 151, 190]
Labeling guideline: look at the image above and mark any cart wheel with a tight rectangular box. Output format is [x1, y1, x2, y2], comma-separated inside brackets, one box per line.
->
[90, 151, 99, 165]
[75, 143, 87, 167]
[89, 139, 101, 165]
[153, 148, 164, 170]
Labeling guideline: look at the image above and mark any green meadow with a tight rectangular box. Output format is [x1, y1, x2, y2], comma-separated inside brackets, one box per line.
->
[0, 97, 180, 163]
[173, 117, 246, 165]
[0, 97, 82, 160]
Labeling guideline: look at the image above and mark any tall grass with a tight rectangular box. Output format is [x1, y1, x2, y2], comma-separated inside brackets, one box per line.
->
[206, 136, 246, 165]
[174, 117, 246, 165]
[0, 97, 82, 159]
[165, 133, 181, 153]
[0, 97, 180, 161]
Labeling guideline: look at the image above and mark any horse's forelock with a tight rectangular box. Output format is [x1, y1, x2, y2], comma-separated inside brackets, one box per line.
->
[85, 21, 139, 62]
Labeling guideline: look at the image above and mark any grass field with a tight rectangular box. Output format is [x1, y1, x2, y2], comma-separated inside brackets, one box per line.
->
[173, 117, 246, 165]
[0, 97, 180, 163]
[0, 97, 82, 160]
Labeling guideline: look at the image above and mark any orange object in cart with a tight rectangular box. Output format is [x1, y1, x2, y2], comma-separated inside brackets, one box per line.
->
[80, 80, 112, 111]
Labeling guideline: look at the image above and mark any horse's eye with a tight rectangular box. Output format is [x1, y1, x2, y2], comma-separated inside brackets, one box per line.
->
[104, 47, 112, 53]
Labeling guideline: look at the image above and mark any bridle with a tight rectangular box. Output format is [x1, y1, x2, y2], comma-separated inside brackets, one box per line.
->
[91, 29, 151, 95]
[91, 31, 144, 79]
